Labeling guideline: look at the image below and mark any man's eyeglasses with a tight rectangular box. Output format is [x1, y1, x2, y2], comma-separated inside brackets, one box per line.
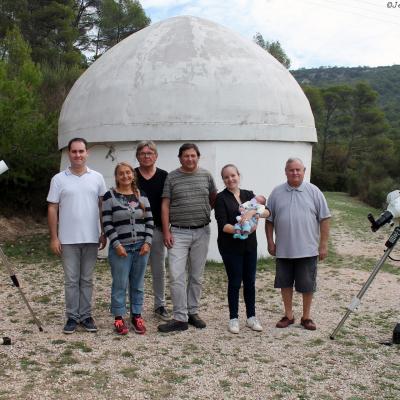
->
[139, 152, 155, 157]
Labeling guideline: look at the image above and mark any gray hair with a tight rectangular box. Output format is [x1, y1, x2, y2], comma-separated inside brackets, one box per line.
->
[285, 157, 305, 170]
[136, 140, 158, 156]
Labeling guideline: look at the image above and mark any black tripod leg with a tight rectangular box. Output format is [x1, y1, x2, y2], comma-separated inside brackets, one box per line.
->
[1, 337, 11, 345]
[0, 247, 44, 332]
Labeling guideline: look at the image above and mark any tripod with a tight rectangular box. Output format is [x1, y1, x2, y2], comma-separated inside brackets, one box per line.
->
[330, 225, 400, 340]
[0, 246, 43, 336]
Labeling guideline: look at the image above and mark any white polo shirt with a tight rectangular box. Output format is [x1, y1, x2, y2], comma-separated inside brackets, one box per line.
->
[47, 167, 107, 244]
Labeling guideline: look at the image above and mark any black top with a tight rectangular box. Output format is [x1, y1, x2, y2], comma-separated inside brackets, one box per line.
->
[135, 167, 168, 228]
[214, 188, 257, 254]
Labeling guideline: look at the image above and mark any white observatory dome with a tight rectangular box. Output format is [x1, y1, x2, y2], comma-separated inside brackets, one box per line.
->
[58, 15, 316, 149]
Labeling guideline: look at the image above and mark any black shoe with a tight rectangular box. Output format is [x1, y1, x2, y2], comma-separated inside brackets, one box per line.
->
[154, 306, 171, 321]
[188, 314, 206, 329]
[158, 319, 188, 333]
[80, 317, 98, 332]
[63, 318, 78, 334]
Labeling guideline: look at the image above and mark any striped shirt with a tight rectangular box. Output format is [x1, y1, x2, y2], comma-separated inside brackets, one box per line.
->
[162, 168, 217, 226]
[102, 189, 154, 248]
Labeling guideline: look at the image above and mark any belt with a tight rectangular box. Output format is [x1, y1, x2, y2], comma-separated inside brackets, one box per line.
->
[171, 223, 209, 230]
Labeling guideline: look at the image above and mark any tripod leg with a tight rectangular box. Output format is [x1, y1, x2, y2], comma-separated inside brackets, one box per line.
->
[1, 337, 11, 345]
[330, 309, 352, 340]
[330, 245, 393, 340]
[0, 247, 44, 332]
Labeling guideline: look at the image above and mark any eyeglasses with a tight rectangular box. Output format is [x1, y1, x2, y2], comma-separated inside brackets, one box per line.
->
[138, 152, 156, 157]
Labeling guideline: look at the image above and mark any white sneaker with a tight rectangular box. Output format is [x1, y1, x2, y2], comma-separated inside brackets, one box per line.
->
[228, 318, 240, 334]
[246, 316, 263, 332]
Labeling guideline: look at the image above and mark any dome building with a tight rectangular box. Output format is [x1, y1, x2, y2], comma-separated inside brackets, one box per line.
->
[58, 15, 317, 260]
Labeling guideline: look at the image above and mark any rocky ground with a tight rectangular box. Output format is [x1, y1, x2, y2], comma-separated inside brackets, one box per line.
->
[0, 215, 399, 399]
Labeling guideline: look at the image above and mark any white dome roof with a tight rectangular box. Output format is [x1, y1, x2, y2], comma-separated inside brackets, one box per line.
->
[58, 16, 316, 149]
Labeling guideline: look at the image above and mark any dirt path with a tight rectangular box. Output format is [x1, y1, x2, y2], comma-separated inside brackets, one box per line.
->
[0, 220, 399, 399]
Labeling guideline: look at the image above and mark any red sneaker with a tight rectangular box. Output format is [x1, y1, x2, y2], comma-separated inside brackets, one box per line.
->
[132, 315, 146, 335]
[114, 318, 129, 335]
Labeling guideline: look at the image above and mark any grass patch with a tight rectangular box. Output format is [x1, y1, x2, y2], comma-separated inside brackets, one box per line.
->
[269, 380, 298, 394]
[325, 192, 386, 235]
[72, 369, 91, 376]
[50, 349, 79, 367]
[121, 351, 135, 358]
[32, 294, 51, 304]
[91, 370, 111, 390]
[3, 233, 58, 264]
[67, 341, 93, 353]
[157, 369, 188, 384]
[257, 257, 275, 272]
[219, 379, 232, 391]
[119, 367, 139, 379]
[20, 358, 41, 371]
[51, 339, 66, 345]
[306, 338, 325, 347]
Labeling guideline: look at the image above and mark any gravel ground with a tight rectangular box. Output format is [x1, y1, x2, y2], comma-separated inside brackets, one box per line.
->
[0, 228, 400, 399]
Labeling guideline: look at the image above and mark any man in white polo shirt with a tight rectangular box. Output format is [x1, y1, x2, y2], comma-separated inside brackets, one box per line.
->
[47, 138, 107, 334]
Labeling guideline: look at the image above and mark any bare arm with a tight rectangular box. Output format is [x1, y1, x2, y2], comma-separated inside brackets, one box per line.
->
[318, 218, 330, 261]
[209, 190, 217, 209]
[98, 197, 107, 250]
[139, 195, 153, 256]
[161, 197, 173, 249]
[265, 220, 276, 256]
[239, 208, 269, 224]
[48, 203, 61, 256]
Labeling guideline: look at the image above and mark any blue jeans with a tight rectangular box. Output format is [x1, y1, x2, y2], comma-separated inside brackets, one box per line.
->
[221, 250, 257, 319]
[108, 242, 149, 316]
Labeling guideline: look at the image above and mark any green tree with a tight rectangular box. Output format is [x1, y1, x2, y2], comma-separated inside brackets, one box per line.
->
[95, 0, 150, 56]
[307, 85, 352, 170]
[305, 81, 395, 206]
[72, 0, 101, 53]
[345, 83, 393, 205]
[0, 0, 27, 39]
[253, 32, 291, 69]
[0, 28, 59, 212]
[345, 83, 388, 167]
[0, 0, 82, 67]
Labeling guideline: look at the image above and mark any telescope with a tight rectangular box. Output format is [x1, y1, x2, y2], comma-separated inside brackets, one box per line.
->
[331, 190, 400, 344]
[1, 160, 11, 344]
[0, 160, 9, 175]
[367, 190, 400, 232]
[0, 160, 43, 343]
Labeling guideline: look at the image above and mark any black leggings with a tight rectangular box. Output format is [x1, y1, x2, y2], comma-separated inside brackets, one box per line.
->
[221, 250, 257, 319]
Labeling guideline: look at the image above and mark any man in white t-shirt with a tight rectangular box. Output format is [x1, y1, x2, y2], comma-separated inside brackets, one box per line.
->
[47, 138, 107, 334]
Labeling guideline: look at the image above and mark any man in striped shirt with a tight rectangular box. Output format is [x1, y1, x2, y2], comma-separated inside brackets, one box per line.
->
[158, 143, 217, 333]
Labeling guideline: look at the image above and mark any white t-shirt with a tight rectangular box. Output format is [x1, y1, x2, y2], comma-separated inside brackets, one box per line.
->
[47, 168, 107, 244]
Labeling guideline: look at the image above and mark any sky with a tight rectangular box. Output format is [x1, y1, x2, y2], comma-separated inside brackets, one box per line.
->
[140, 0, 400, 69]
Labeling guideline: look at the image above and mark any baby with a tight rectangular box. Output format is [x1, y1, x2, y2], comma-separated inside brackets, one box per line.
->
[233, 195, 266, 240]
